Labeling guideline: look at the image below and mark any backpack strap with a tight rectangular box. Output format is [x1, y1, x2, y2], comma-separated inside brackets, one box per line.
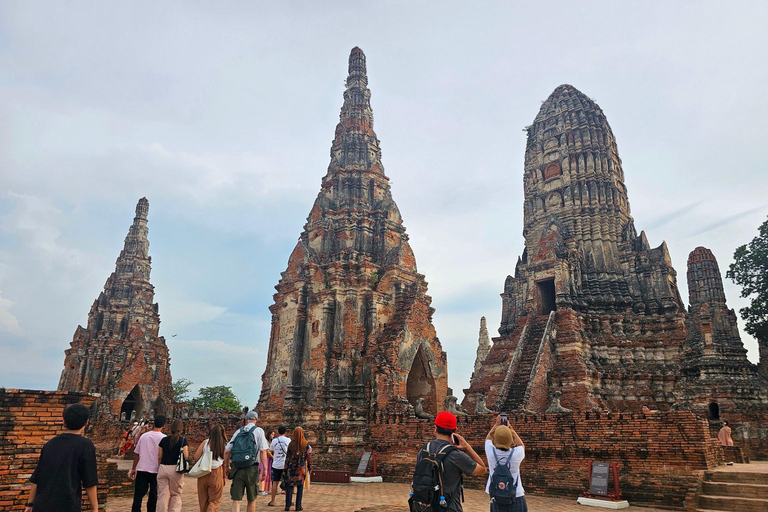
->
[434, 443, 457, 502]
[277, 438, 287, 456]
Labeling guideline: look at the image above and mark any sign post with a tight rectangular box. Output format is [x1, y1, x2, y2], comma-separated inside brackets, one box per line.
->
[576, 461, 629, 509]
[355, 451, 378, 477]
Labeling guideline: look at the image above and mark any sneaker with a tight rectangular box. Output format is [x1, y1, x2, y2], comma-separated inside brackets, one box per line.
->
[259, 491, 269, 495]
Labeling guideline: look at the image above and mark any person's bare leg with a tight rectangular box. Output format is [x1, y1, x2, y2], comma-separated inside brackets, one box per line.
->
[270, 481, 277, 504]
[230, 500, 241, 512]
[247, 500, 256, 512]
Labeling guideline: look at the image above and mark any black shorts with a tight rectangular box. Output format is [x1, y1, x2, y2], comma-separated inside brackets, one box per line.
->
[271, 467, 284, 482]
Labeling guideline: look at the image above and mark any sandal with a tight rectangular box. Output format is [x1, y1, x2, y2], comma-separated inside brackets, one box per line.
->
[268, 503, 275, 507]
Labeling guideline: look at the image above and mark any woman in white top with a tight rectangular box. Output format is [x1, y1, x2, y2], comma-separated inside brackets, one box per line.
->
[194, 424, 227, 512]
[485, 415, 527, 512]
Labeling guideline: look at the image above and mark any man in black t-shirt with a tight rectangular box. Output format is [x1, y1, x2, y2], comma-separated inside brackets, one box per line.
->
[26, 403, 99, 512]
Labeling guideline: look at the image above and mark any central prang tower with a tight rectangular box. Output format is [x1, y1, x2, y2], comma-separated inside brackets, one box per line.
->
[258, 48, 448, 422]
[465, 85, 686, 414]
[508, 84, 683, 326]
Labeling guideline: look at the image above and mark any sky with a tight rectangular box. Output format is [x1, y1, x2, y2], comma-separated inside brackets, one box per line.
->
[1, 2, 767, 408]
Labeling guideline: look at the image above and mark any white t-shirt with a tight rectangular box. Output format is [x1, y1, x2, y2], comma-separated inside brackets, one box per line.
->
[226, 423, 269, 459]
[134, 430, 166, 473]
[202, 439, 224, 470]
[484, 439, 525, 497]
[270, 435, 290, 470]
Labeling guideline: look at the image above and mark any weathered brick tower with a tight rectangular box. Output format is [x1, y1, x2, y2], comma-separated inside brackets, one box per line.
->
[464, 85, 687, 413]
[58, 198, 173, 421]
[258, 48, 448, 422]
[680, 247, 768, 421]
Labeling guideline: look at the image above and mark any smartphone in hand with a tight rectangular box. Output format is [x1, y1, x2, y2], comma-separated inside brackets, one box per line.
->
[499, 413, 508, 426]
[451, 434, 461, 446]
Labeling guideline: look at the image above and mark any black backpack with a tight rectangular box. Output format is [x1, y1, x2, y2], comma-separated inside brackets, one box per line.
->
[489, 446, 517, 511]
[409, 441, 457, 512]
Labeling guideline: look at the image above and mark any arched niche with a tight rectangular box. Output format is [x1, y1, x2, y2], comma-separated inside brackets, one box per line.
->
[406, 345, 437, 415]
[120, 385, 144, 422]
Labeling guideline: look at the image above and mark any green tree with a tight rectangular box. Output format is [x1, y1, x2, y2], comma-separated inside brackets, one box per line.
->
[192, 385, 243, 413]
[726, 216, 768, 345]
[172, 378, 194, 403]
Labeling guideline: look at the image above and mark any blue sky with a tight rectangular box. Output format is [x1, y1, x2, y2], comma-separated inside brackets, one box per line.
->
[1, 2, 767, 407]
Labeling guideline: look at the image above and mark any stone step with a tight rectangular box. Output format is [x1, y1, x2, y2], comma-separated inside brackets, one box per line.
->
[698, 494, 768, 512]
[706, 471, 768, 485]
[703, 481, 768, 499]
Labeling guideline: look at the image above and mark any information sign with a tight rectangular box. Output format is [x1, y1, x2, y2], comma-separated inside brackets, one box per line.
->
[589, 462, 610, 496]
[356, 451, 372, 475]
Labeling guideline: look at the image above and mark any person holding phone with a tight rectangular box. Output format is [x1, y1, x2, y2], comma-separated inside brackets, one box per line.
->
[414, 411, 487, 512]
[485, 415, 526, 511]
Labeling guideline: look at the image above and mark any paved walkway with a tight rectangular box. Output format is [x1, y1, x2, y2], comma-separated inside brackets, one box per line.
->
[106, 479, 671, 512]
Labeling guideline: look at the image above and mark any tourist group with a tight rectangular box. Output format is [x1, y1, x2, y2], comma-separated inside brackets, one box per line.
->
[25, 407, 310, 512]
[25, 404, 532, 512]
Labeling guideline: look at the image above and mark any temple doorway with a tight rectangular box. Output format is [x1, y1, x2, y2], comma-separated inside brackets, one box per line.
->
[407, 345, 437, 415]
[708, 402, 720, 421]
[538, 279, 556, 315]
[120, 385, 144, 422]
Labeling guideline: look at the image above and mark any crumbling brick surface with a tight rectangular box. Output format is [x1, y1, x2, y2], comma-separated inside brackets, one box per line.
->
[0, 389, 110, 511]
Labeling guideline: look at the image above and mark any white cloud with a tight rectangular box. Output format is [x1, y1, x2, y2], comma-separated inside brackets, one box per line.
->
[1, 192, 87, 273]
[0, 292, 21, 334]
[140, 143, 307, 206]
[160, 299, 228, 332]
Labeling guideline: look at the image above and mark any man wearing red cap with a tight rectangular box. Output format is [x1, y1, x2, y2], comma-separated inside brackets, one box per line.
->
[416, 411, 487, 511]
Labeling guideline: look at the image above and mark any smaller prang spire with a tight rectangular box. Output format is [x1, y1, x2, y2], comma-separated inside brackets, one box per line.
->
[328, 47, 383, 174]
[687, 247, 727, 306]
[474, 316, 492, 373]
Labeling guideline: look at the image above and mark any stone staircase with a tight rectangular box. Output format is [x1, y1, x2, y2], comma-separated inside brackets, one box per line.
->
[696, 467, 768, 512]
[500, 315, 548, 411]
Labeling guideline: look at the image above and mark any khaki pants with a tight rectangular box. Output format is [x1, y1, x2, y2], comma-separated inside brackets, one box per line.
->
[197, 466, 225, 512]
[157, 464, 185, 512]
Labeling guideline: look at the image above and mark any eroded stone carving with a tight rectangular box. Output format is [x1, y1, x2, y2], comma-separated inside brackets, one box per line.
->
[474, 394, 493, 414]
[414, 397, 432, 420]
[444, 395, 467, 416]
[545, 391, 571, 414]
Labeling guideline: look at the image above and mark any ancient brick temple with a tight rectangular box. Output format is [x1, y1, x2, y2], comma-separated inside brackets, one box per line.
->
[463, 85, 768, 432]
[680, 247, 768, 422]
[58, 198, 173, 421]
[258, 48, 448, 421]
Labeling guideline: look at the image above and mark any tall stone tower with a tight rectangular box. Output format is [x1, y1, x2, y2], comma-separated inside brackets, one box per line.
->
[258, 48, 448, 422]
[465, 85, 686, 413]
[58, 198, 172, 421]
[680, 247, 768, 418]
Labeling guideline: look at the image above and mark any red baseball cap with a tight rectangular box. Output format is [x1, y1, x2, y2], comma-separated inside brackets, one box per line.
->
[435, 411, 457, 430]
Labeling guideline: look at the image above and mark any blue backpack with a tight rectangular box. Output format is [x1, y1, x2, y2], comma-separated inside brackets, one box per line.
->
[489, 447, 517, 511]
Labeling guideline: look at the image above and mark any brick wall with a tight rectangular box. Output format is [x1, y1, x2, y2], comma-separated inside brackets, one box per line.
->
[3, 388, 725, 510]
[0, 389, 109, 511]
[290, 410, 722, 510]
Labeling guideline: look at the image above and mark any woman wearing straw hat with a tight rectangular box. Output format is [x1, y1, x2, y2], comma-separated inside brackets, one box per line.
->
[485, 415, 527, 512]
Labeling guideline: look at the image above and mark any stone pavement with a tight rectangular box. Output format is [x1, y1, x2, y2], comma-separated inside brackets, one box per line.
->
[106, 479, 670, 512]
